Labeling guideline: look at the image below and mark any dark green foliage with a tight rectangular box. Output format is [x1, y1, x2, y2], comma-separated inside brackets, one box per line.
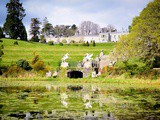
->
[14, 41, 18, 45]
[48, 41, 54, 45]
[71, 24, 77, 31]
[82, 42, 86, 46]
[54, 24, 77, 37]
[86, 41, 89, 46]
[29, 18, 41, 42]
[0, 49, 4, 57]
[0, 40, 3, 42]
[93, 40, 96, 47]
[30, 36, 39, 42]
[40, 35, 46, 43]
[3, 0, 27, 40]
[0, 27, 5, 38]
[16, 59, 32, 71]
[1, 45, 4, 49]
[113, 62, 160, 79]
[42, 17, 54, 37]
[59, 42, 63, 46]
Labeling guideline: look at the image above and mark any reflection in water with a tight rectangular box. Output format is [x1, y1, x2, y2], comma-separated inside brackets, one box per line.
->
[0, 85, 160, 120]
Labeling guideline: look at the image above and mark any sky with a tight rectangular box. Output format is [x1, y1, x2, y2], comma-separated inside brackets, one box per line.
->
[0, 0, 153, 36]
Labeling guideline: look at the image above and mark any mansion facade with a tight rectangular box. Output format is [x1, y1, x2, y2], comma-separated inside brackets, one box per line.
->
[46, 32, 129, 43]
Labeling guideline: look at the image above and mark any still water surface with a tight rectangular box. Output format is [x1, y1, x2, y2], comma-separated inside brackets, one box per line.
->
[0, 84, 160, 119]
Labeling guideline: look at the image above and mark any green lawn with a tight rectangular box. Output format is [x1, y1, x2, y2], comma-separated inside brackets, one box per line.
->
[1, 38, 116, 68]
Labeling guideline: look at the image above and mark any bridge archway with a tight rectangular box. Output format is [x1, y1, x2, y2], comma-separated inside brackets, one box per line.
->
[67, 70, 83, 78]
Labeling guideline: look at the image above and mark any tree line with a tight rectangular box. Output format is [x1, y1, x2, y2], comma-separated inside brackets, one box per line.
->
[114, 0, 160, 68]
[0, 0, 117, 41]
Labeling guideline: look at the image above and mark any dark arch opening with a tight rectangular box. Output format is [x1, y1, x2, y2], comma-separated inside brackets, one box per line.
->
[67, 71, 83, 79]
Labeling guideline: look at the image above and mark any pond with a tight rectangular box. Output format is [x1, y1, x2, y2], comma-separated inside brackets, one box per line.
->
[0, 83, 160, 120]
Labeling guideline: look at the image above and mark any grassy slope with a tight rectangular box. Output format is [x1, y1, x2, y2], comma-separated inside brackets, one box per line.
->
[1, 38, 116, 68]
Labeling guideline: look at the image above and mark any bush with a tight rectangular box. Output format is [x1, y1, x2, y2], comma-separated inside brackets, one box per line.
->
[86, 41, 89, 46]
[40, 35, 46, 43]
[62, 39, 67, 43]
[32, 54, 39, 65]
[31, 54, 51, 74]
[16, 59, 32, 71]
[82, 42, 87, 46]
[0, 49, 4, 57]
[1, 45, 4, 49]
[0, 40, 3, 42]
[70, 40, 75, 44]
[30, 36, 39, 42]
[71, 44, 79, 46]
[93, 40, 96, 47]
[59, 42, 63, 46]
[33, 60, 45, 71]
[3, 65, 25, 78]
[48, 41, 54, 45]
[14, 41, 18, 45]
[79, 39, 84, 44]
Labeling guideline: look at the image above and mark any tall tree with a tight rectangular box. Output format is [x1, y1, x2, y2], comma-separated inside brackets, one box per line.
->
[78, 21, 100, 35]
[29, 18, 41, 42]
[0, 27, 4, 38]
[115, 0, 160, 68]
[3, 0, 27, 40]
[42, 17, 54, 37]
[101, 24, 117, 33]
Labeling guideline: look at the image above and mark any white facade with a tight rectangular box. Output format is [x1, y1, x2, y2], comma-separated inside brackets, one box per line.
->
[99, 32, 129, 42]
[46, 32, 129, 43]
[83, 35, 100, 43]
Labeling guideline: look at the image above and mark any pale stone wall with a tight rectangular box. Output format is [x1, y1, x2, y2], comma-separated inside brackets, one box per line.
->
[46, 32, 129, 43]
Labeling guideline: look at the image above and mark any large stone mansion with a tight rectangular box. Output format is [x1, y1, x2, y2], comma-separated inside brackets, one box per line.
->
[46, 32, 129, 43]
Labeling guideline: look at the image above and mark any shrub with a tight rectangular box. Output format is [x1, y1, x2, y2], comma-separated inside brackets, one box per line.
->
[0, 40, 3, 42]
[3, 65, 25, 78]
[82, 42, 86, 46]
[14, 41, 18, 45]
[1, 45, 4, 49]
[33, 60, 45, 71]
[71, 44, 79, 46]
[16, 59, 32, 71]
[86, 41, 89, 46]
[40, 35, 46, 43]
[70, 40, 75, 44]
[79, 39, 83, 44]
[59, 42, 63, 46]
[32, 54, 39, 65]
[62, 39, 67, 43]
[31, 54, 51, 74]
[93, 40, 96, 47]
[30, 36, 39, 42]
[48, 41, 54, 45]
[0, 49, 4, 57]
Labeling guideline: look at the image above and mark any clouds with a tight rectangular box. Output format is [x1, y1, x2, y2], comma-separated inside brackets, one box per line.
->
[0, 0, 153, 33]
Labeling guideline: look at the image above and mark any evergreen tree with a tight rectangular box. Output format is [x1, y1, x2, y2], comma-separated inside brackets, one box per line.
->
[86, 41, 90, 47]
[29, 18, 41, 42]
[3, 0, 27, 40]
[41, 17, 54, 37]
[93, 40, 96, 47]
[0, 27, 4, 38]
